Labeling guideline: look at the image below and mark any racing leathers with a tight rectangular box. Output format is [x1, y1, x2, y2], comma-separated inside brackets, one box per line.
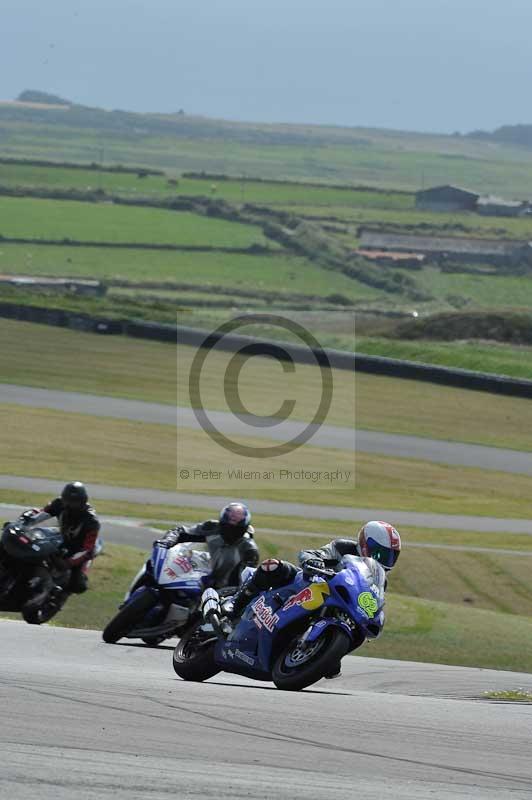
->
[21, 498, 101, 593]
[231, 538, 361, 617]
[157, 520, 260, 588]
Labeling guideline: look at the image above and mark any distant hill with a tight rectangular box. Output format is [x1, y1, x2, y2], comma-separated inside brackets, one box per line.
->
[17, 90, 72, 107]
[467, 124, 532, 149]
[4, 90, 532, 194]
[2, 92, 373, 148]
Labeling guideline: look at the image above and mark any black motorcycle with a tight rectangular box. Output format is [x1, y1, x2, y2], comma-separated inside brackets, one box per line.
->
[0, 521, 70, 624]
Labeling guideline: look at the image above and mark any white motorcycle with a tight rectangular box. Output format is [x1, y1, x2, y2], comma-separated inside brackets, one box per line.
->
[102, 541, 218, 645]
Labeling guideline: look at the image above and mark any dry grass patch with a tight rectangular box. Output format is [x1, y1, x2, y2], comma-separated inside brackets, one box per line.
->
[2, 404, 532, 517]
[2, 319, 532, 451]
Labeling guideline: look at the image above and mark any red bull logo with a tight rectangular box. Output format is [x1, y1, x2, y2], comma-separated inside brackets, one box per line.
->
[252, 597, 280, 633]
[283, 581, 330, 611]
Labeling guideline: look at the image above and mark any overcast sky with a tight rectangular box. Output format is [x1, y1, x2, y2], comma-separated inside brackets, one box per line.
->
[3, 0, 532, 133]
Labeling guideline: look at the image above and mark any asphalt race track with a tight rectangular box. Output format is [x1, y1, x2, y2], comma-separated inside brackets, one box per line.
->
[4, 383, 532, 474]
[1, 620, 532, 800]
[3, 476, 532, 535]
[4, 503, 532, 561]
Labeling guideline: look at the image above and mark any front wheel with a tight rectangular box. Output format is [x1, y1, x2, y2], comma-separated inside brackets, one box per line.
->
[22, 599, 60, 625]
[272, 627, 350, 691]
[22, 586, 68, 625]
[102, 590, 158, 644]
[172, 622, 219, 682]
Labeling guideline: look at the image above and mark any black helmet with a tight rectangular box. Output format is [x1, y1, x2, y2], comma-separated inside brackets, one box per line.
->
[219, 502, 250, 544]
[61, 482, 89, 512]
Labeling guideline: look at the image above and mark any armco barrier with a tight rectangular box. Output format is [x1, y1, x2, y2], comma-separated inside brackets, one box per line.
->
[1, 302, 532, 398]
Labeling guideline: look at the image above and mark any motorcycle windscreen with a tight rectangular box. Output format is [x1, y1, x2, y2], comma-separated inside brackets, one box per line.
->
[154, 545, 211, 587]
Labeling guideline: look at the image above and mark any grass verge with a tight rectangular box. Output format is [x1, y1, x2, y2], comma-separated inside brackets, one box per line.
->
[484, 690, 532, 701]
[365, 594, 532, 672]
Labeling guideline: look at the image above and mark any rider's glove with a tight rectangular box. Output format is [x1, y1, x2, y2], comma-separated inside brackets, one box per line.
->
[154, 538, 174, 549]
[19, 509, 37, 525]
[302, 558, 327, 578]
[154, 530, 180, 549]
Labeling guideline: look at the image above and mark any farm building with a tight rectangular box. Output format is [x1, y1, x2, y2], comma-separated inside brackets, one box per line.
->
[415, 185, 479, 212]
[358, 229, 532, 267]
[477, 196, 531, 217]
[357, 249, 426, 268]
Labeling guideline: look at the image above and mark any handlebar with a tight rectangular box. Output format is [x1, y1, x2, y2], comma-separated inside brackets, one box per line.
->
[306, 566, 335, 579]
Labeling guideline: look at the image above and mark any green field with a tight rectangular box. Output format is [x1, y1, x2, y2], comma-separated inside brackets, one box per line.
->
[4, 156, 532, 339]
[281, 203, 532, 239]
[0, 161, 414, 209]
[401, 266, 532, 311]
[0, 196, 273, 248]
[0, 242, 378, 300]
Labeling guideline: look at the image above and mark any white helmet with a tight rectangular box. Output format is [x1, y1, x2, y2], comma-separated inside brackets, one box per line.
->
[358, 521, 401, 571]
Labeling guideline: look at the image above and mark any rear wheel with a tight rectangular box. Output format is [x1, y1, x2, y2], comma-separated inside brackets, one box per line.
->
[172, 622, 219, 682]
[102, 591, 158, 644]
[272, 627, 350, 691]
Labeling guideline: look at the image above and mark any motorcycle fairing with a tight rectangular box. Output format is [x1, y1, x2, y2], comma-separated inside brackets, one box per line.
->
[214, 557, 386, 678]
[151, 543, 210, 590]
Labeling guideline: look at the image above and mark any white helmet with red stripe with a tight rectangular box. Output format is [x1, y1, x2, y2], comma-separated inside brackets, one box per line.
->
[358, 521, 401, 571]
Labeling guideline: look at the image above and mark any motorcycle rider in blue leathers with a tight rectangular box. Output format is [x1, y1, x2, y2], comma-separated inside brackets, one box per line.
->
[229, 521, 402, 677]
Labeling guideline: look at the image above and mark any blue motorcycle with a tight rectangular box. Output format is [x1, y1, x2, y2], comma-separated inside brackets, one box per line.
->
[102, 541, 214, 645]
[172, 555, 386, 691]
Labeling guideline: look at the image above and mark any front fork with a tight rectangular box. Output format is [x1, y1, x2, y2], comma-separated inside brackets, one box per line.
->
[300, 609, 355, 648]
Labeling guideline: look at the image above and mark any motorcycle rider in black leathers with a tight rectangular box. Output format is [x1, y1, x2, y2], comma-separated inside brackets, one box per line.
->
[20, 481, 101, 596]
[155, 502, 260, 588]
[229, 521, 402, 677]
